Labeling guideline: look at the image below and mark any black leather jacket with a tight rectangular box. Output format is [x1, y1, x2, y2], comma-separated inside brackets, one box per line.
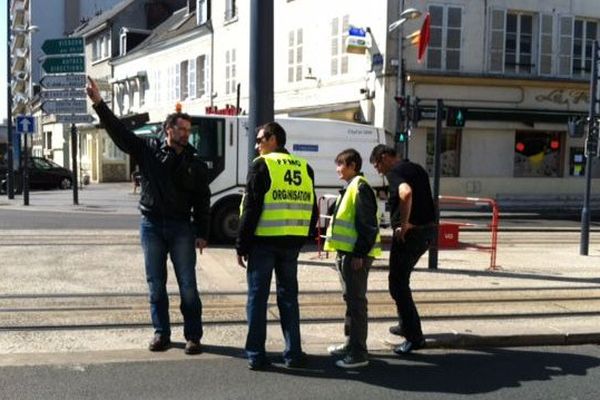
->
[92, 101, 211, 239]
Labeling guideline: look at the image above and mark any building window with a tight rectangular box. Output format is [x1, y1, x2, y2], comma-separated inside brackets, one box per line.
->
[573, 19, 598, 77]
[225, 49, 236, 95]
[151, 69, 162, 105]
[427, 5, 462, 70]
[196, 0, 209, 25]
[489, 10, 535, 74]
[330, 15, 349, 76]
[92, 32, 110, 62]
[196, 55, 208, 97]
[505, 12, 534, 74]
[288, 29, 303, 82]
[426, 129, 461, 177]
[225, 0, 236, 20]
[513, 131, 562, 177]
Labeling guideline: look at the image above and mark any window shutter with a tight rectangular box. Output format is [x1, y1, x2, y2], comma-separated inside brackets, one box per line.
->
[539, 14, 554, 75]
[558, 16, 573, 76]
[489, 9, 506, 73]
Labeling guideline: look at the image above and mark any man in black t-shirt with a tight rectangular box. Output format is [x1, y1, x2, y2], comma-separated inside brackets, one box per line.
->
[370, 145, 435, 355]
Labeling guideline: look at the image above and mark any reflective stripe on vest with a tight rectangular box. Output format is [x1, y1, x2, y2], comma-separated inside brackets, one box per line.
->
[255, 153, 314, 237]
[323, 175, 382, 257]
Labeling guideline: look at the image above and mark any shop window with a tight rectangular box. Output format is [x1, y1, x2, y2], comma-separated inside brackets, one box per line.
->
[513, 131, 562, 177]
[426, 128, 461, 177]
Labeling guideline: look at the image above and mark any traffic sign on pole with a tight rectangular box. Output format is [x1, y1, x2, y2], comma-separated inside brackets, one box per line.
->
[42, 56, 85, 74]
[41, 99, 87, 115]
[40, 74, 87, 89]
[16, 115, 35, 134]
[42, 37, 84, 55]
[40, 89, 86, 100]
[55, 114, 94, 124]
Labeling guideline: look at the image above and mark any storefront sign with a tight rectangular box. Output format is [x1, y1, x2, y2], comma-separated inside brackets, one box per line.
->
[535, 89, 588, 106]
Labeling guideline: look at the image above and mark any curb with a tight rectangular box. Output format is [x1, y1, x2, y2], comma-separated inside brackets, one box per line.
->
[382, 333, 600, 350]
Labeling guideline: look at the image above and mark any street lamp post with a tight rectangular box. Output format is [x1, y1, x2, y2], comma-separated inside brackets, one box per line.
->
[388, 3, 421, 159]
[6, 0, 15, 199]
[22, 23, 38, 206]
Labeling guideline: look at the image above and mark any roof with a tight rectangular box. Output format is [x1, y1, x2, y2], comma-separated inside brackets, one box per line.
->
[111, 7, 210, 63]
[73, 0, 137, 36]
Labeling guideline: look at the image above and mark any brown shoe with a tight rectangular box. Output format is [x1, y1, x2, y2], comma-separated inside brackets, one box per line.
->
[148, 334, 171, 352]
[184, 339, 202, 355]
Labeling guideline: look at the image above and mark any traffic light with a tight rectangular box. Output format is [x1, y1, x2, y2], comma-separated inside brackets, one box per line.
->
[409, 97, 421, 127]
[395, 131, 408, 143]
[446, 107, 466, 127]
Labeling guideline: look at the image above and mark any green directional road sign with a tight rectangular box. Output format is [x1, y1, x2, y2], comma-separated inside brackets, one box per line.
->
[42, 37, 84, 55]
[42, 56, 85, 74]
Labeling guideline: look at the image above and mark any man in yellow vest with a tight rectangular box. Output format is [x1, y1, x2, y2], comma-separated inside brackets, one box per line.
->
[236, 122, 317, 371]
[324, 149, 381, 368]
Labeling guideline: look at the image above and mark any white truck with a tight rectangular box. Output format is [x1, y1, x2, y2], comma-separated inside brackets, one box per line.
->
[137, 115, 390, 242]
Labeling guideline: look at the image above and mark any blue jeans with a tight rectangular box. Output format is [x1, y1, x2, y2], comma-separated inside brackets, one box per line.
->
[140, 215, 203, 341]
[245, 244, 302, 363]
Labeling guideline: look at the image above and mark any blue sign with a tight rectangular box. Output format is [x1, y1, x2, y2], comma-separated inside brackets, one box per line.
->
[293, 144, 319, 152]
[348, 27, 367, 37]
[16, 115, 35, 134]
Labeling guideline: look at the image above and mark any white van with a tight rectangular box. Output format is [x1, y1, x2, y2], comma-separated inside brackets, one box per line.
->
[138, 115, 390, 242]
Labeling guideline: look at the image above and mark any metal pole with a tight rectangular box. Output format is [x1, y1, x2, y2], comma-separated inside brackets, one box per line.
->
[23, 132, 29, 205]
[6, 0, 15, 199]
[71, 123, 78, 205]
[428, 99, 443, 269]
[248, 0, 274, 166]
[395, 0, 406, 159]
[580, 40, 599, 256]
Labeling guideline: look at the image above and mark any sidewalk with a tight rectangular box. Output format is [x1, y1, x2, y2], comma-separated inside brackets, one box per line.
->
[0, 184, 599, 366]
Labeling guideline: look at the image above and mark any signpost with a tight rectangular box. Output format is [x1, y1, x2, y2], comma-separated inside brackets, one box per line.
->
[40, 88, 86, 100]
[41, 37, 84, 55]
[15, 115, 35, 134]
[55, 114, 94, 124]
[41, 56, 85, 74]
[40, 36, 88, 205]
[40, 74, 86, 89]
[41, 99, 87, 114]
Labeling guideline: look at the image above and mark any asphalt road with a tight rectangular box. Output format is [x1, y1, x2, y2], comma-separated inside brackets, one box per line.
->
[1, 208, 599, 231]
[0, 345, 598, 400]
[0, 209, 140, 230]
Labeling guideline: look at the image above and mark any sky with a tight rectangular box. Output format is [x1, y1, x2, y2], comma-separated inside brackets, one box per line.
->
[1, 3, 8, 123]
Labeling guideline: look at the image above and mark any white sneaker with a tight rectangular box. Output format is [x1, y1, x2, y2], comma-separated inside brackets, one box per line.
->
[327, 343, 349, 356]
[335, 355, 369, 369]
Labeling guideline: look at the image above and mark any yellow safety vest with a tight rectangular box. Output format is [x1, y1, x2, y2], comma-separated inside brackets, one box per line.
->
[253, 152, 314, 237]
[324, 175, 382, 257]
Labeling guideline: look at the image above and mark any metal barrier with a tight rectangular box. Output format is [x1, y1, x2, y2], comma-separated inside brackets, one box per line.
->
[438, 195, 500, 270]
[315, 193, 500, 270]
[315, 194, 338, 259]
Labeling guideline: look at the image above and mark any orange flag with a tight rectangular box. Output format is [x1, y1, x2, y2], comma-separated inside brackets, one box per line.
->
[417, 13, 431, 63]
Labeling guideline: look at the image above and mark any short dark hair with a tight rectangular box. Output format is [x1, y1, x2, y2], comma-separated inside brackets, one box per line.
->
[335, 148, 362, 172]
[370, 144, 396, 164]
[164, 112, 192, 130]
[257, 122, 286, 148]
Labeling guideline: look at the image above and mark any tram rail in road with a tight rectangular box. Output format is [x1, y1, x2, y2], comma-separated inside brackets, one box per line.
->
[2, 287, 600, 332]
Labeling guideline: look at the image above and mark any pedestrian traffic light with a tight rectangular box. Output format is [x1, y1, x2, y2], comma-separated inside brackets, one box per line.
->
[395, 131, 408, 143]
[446, 107, 466, 127]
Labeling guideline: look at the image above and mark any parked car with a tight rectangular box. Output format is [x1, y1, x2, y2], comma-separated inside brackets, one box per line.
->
[1, 157, 73, 193]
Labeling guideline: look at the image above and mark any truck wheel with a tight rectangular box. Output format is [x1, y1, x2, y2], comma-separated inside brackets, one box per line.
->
[211, 201, 240, 243]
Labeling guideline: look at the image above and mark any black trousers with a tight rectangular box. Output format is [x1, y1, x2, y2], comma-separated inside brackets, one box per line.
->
[388, 227, 434, 341]
[336, 252, 372, 358]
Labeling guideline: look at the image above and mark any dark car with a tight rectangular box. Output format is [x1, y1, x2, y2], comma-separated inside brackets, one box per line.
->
[1, 157, 73, 193]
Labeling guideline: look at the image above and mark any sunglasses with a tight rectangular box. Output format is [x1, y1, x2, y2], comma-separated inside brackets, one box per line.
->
[255, 136, 268, 144]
